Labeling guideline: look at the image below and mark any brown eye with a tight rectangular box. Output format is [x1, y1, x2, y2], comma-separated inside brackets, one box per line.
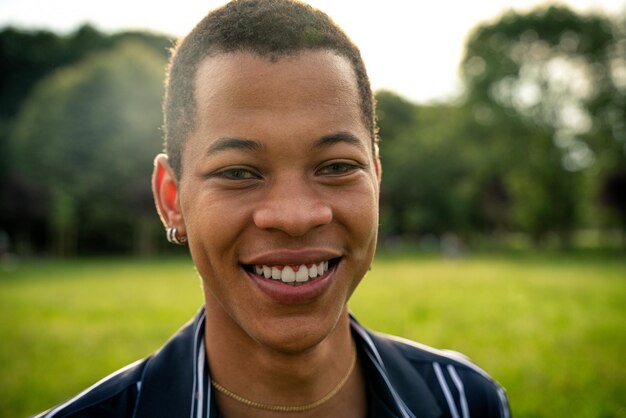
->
[215, 167, 259, 180]
[318, 162, 359, 176]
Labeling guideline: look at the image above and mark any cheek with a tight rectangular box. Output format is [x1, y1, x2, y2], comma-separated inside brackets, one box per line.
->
[337, 187, 379, 248]
[181, 193, 249, 270]
[357, 186, 380, 245]
[183, 201, 249, 308]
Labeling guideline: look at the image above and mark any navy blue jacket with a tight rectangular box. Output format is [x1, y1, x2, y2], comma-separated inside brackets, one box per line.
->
[35, 308, 510, 418]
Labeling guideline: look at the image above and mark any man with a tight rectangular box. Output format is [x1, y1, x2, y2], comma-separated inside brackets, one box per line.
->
[36, 1, 510, 417]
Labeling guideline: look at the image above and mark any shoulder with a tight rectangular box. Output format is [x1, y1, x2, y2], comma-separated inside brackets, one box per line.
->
[32, 308, 207, 418]
[370, 332, 511, 418]
[32, 358, 148, 418]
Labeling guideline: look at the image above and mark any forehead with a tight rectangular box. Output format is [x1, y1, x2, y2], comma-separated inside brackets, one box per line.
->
[191, 50, 364, 135]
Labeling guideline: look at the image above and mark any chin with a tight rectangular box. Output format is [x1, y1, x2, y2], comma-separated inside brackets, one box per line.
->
[248, 306, 349, 354]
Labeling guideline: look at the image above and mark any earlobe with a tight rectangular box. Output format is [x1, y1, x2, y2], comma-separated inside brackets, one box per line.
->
[152, 154, 185, 234]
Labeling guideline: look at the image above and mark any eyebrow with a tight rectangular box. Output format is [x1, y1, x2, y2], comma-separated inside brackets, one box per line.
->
[313, 132, 367, 153]
[205, 137, 264, 155]
[205, 132, 366, 155]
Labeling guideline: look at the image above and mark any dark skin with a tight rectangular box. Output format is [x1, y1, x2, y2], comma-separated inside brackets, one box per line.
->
[153, 50, 381, 418]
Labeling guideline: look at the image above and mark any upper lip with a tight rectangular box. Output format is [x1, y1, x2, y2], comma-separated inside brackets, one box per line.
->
[242, 249, 342, 266]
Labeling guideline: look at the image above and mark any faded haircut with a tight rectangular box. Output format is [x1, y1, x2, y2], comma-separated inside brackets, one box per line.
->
[163, 0, 377, 176]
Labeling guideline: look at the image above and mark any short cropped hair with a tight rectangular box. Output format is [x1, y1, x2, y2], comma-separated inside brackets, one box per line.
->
[163, 0, 377, 176]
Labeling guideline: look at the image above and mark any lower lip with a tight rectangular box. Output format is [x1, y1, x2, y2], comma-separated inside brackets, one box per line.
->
[246, 263, 338, 305]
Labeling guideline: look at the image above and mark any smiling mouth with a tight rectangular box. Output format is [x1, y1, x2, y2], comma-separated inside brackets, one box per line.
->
[243, 258, 340, 286]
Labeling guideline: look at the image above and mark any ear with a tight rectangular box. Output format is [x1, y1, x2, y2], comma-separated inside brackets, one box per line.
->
[152, 154, 185, 234]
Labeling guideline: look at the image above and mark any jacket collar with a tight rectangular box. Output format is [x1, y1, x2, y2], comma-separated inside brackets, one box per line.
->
[133, 308, 441, 418]
[133, 309, 207, 418]
[351, 315, 442, 418]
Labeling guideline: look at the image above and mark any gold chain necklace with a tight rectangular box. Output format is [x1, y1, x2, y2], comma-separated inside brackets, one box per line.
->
[210, 343, 357, 413]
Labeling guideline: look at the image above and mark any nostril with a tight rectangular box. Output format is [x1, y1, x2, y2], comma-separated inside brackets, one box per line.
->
[252, 201, 332, 236]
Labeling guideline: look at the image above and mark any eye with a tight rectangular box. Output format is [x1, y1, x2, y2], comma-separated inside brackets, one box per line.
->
[213, 167, 260, 180]
[317, 161, 360, 176]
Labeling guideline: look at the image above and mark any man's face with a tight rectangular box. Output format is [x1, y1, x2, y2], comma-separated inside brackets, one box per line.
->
[178, 50, 379, 352]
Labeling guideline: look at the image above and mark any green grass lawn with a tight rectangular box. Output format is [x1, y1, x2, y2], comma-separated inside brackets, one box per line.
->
[1, 251, 625, 418]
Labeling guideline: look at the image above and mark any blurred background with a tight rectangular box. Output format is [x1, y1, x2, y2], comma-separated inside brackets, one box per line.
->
[0, 1, 625, 417]
[0, 0, 625, 256]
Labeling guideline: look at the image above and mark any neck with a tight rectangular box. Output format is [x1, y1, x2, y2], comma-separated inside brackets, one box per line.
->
[203, 303, 365, 418]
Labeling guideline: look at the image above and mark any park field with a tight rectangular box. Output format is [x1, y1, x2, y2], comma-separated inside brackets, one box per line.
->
[1, 251, 625, 417]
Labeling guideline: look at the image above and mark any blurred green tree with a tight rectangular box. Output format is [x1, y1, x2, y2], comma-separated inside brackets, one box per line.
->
[460, 5, 624, 246]
[0, 25, 170, 119]
[9, 40, 166, 255]
[0, 26, 171, 254]
[377, 91, 477, 241]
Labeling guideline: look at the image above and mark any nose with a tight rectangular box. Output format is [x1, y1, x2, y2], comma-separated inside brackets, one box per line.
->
[252, 175, 332, 237]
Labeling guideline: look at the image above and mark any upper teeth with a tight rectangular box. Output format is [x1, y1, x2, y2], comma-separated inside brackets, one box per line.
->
[254, 261, 329, 285]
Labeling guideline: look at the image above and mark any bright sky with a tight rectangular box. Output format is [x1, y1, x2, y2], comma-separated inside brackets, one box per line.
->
[1, 0, 623, 103]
